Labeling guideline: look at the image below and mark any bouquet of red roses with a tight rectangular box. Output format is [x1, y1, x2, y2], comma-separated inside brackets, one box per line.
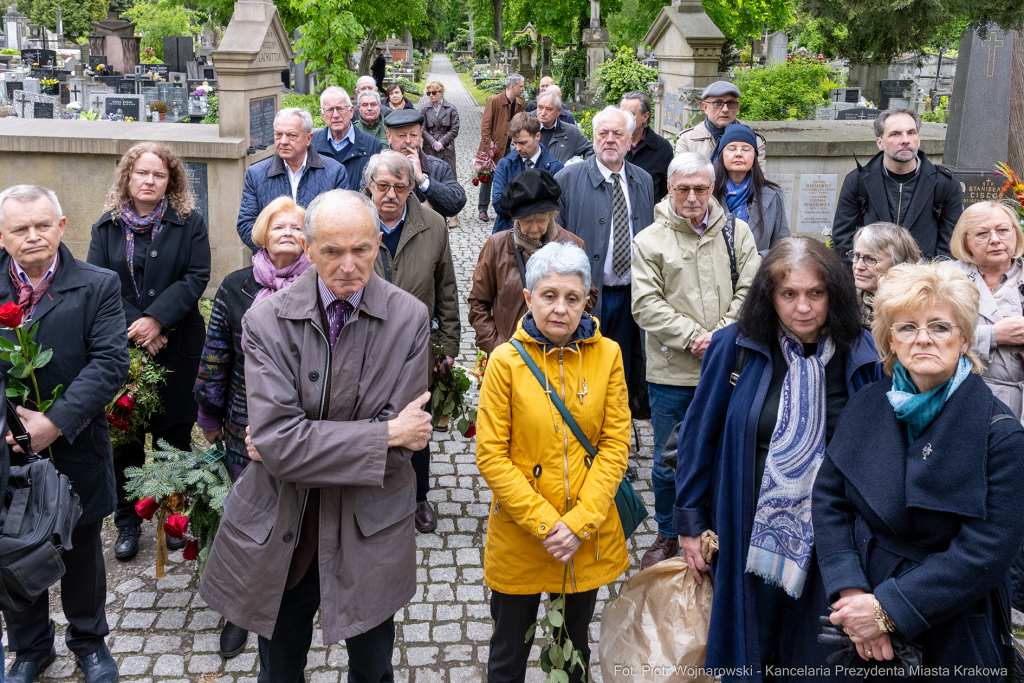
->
[472, 141, 500, 187]
[471, 170, 493, 187]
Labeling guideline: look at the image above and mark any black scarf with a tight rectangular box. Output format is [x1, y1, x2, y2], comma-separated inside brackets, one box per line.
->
[705, 117, 725, 143]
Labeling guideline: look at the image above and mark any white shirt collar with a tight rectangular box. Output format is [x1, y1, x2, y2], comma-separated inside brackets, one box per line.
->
[13, 252, 59, 288]
[596, 158, 628, 185]
[524, 148, 543, 167]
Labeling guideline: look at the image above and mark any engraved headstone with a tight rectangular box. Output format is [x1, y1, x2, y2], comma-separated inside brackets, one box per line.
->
[12, 90, 60, 118]
[33, 100, 53, 118]
[5, 79, 23, 100]
[88, 55, 107, 69]
[117, 80, 136, 94]
[796, 174, 839, 234]
[104, 94, 143, 120]
[249, 95, 275, 148]
[767, 174, 794, 220]
[185, 162, 209, 223]
[766, 31, 787, 66]
[878, 79, 913, 110]
[829, 87, 861, 104]
[836, 107, 881, 121]
[23, 77, 38, 93]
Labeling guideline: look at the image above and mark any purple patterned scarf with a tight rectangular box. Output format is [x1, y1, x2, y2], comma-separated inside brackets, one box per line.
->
[251, 248, 312, 306]
[121, 196, 168, 299]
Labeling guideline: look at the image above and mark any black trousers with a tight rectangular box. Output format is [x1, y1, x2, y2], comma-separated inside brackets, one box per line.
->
[488, 589, 598, 683]
[258, 557, 396, 683]
[478, 178, 493, 212]
[600, 285, 641, 386]
[412, 444, 430, 503]
[114, 421, 193, 528]
[4, 520, 109, 660]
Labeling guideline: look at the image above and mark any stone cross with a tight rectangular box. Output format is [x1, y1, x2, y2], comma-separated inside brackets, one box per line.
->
[54, 5, 61, 43]
[982, 31, 1004, 78]
[590, 0, 599, 29]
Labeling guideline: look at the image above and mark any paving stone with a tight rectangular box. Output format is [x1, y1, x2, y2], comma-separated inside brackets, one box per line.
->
[124, 591, 157, 608]
[436, 604, 463, 621]
[188, 654, 223, 674]
[310, 672, 341, 683]
[444, 644, 472, 662]
[450, 666, 483, 683]
[192, 633, 221, 652]
[225, 652, 258, 672]
[403, 622, 430, 642]
[116, 578, 145, 594]
[119, 655, 151, 676]
[406, 646, 439, 666]
[111, 635, 145, 653]
[144, 635, 182, 653]
[188, 609, 223, 631]
[425, 583, 455, 602]
[155, 591, 191, 608]
[154, 609, 186, 630]
[121, 611, 157, 630]
[153, 654, 185, 676]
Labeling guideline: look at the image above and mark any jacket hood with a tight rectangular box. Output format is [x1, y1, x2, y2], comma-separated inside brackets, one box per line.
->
[653, 195, 727, 237]
[513, 311, 600, 352]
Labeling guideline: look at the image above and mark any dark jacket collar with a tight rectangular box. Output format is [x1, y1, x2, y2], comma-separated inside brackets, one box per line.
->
[736, 327, 879, 388]
[274, 265, 388, 325]
[859, 150, 937, 226]
[268, 146, 328, 178]
[501, 144, 558, 169]
[99, 202, 188, 228]
[522, 311, 598, 350]
[584, 155, 642, 190]
[0, 243, 87, 322]
[312, 126, 375, 163]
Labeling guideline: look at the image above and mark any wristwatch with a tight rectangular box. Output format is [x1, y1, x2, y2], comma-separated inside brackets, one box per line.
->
[417, 173, 430, 191]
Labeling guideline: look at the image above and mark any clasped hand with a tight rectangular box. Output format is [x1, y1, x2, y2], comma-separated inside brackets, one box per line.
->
[540, 520, 581, 564]
[830, 591, 895, 661]
[5, 405, 59, 453]
[127, 316, 167, 355]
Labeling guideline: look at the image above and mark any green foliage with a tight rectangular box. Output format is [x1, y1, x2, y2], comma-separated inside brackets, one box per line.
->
[478, 78, 506, 94]
[731, 58, 842, 121]
[0, 49, 19, 55]
[552, 44, 585, 103]
[123, 0, 204, 61]
[703, 0, 793, 54]
[510, 32, 535, 50]
[606, 0, 666, 53]
[921, 95, 949, 123]
[394, 77, 423, 96]
[18, 0, 107, 38]
[428, 345, 477, 436]
[592, 46, 657, 108]
[106, 346, 170, 449]
[576, 107, 599, 140]
[502, 0, 624, 45]
[282, 93, 325, 128]
[199, 95, 218, 124]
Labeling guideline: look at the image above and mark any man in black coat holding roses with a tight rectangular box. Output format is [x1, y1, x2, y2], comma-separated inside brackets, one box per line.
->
[0, 185, 129, 683]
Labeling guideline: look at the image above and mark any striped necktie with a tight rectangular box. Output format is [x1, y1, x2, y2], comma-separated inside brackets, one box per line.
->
[611, 174, 631, 278]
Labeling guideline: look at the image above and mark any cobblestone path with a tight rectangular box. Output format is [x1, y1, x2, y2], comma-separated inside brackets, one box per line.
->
[12, 53, 659, 682]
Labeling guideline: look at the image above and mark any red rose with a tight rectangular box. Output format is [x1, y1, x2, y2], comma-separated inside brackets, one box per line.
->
[471, 178, 479, 186]
[164, 513, 189, 539]
[134, 496, 158, 521]
[115, 394, 136, 411]
[0, 302, 23, 328]
[463, 421, 476, 438]
[182, 540, 198, 561]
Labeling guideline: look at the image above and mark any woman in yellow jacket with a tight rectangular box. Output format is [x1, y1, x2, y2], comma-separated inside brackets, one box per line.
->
[476, 242, 632, 683]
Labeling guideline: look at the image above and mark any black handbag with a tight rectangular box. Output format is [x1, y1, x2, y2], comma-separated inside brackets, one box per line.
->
[510, 339, 649, 538]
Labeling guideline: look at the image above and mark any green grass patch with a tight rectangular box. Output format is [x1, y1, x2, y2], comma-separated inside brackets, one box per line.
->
[458, 71, 490, 107]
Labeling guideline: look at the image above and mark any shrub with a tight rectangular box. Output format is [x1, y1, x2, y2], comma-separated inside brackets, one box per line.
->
[152, 100, 168, 113]
[199, 96, 218, 124]
[552, 45, 586, 103]
[282, 93, 325, 128]
[1, 48, 20, 55]
[394, 77, 422, 96]
[576, 108, 600, 140]
[731, 58, 844, 121]
[921, 95, 949, 124]
[593, 46, 658, 108]
[478, 79, 506, 94]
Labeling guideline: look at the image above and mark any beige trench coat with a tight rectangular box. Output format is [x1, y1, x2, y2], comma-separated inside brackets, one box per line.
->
[673, 118, 767, 173]
[198, 268, 430, 642]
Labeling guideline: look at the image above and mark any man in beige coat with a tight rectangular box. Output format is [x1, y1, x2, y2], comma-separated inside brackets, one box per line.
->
[673, 81, 767, 173]
[199, 189, 433, 683]
[631, 152, 759, 570]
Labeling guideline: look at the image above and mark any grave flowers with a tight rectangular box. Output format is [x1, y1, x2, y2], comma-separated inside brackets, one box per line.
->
[40, 77, 59, 95]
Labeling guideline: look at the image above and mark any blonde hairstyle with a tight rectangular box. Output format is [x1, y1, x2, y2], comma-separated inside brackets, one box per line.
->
[105, 142, 195, 218]
[426, 81, 444, 95]
[871, 261, 983, 376]
[949, 200, 1024, 264]
[251, 196, 306, 248]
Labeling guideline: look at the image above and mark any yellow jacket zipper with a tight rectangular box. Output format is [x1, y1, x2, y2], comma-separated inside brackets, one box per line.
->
[558, 349, 578, 591]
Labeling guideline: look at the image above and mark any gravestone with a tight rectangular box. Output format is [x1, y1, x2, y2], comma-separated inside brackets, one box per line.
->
[847, 63, 889, 104]
[88, 54, 107, 69]
[88, 12, 141, 75]
[33, 100, 54, 118]
[162, 36, 194, 73]
[5, 7, 28, 51]
[68, 76, 87, 105]
[248, 95, 275, 148]
[5, 79, 23, 100]
[117, 79, 135, 94]
[104, 94, 144, 120]
[12, 90, 59, 118]
[766, 31, 787, 66]
[829, 87, 861, 104]
[796, 174, 839, 234]
[836, 107, 881, 120]
[878, 79, 913, 110]
[816, 102, 856, 120]
[141, 85, 159, 104]
[185, 161, 210, 223]
[767, 174, 794, 220]
[23, 77, 39, 93]
[944, 25, 1014, 207]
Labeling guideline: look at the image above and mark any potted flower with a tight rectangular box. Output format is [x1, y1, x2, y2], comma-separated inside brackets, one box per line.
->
[40, 77, 59, 96]
[66, 101, 81, 119]
[152, 100, 168, 120]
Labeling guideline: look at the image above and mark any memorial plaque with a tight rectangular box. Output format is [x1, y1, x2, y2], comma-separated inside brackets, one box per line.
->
[141, 86, 159, 104]
[248, 96, 276, 148]
[202, 66, 216, 80]
[767, 174, 795, 221]
[32, 100, 53, 118]
[59, 84, 70, 105]
[104, 95, 142, 120]
[185, 162, 209, 223]
[878, 79, 913, 110]
[836, 107, 881, 121]
[952, 170, 1002, 207]
[796, 174, 839, 234]
[88, 55, 107, 69]
[830, 87, 861, 104]
[95, 75, 121, 88]
[662, 92, 684, 132]
[5, 80, 22, 99]
[117, 80, 136, 94]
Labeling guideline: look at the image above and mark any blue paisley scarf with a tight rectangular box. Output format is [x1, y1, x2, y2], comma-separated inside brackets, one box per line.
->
[887, 355, 971, 443]
[724, 176, 751, 222]
[746, 326, 835, 598]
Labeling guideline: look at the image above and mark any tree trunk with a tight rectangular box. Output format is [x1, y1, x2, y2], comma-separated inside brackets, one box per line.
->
[492, 0, 502, 49]
[1009, 31, 1024, 175]
[358, 28, 378, 77]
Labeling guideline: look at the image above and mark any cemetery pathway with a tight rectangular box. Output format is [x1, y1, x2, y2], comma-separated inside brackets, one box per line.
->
[14, 53, 659, 683]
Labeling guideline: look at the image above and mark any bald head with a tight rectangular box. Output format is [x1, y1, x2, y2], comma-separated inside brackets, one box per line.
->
[303, 190, 381, 298]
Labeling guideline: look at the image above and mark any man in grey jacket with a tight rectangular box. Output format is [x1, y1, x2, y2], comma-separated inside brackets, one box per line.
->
[536, 90, 591, 165]
[200, 189, 433, 683]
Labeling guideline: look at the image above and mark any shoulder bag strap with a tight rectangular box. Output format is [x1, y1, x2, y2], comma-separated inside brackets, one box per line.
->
[378, 246, 392, 283]
[510, 339, 597, 462]
[723, 212, 738, 293]
[511, 231, 528, 289]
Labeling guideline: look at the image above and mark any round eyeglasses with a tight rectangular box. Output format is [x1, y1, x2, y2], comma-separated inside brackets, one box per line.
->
[847, 251, 879, 267]
[890, 321, 957, 343]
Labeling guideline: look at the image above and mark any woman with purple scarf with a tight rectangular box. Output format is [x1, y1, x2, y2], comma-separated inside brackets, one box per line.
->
[192, 196, 310, 659]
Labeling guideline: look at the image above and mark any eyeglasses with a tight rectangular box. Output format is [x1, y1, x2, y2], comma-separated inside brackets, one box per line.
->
[890, 321, 957, 343]
[369, 180, 411, 195]
[847, 250, 879, 267]
[321, 105, 351, 115]
[426, 90, 441, 95]
[669, 185, 710, 197]
[970, 227, 1015, 243]
[706, 100, 739, 111]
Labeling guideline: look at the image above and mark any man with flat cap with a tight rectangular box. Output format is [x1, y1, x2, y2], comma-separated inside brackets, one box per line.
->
[673, 81, 766, 172]
[384, 108, 467, 222]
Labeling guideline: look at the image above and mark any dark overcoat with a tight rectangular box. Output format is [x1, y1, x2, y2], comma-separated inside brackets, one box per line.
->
[813, 373, 1024, 680]
[0, 245, 129, 525]
[624, 128, 673, 201]
[674, 323, 881, 682]
[88, 206, 211, 431]
[310, 126, 383, 192]
[490, 145, 564, 233]
[421, 99, 460, 179]
[415, 150, 468, 220]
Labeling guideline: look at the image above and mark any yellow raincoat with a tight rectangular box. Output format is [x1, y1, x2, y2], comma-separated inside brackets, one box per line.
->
[477, 313, 632, 594]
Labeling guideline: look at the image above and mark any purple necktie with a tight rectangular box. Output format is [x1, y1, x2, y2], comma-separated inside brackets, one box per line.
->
[327, 299, 351, 350]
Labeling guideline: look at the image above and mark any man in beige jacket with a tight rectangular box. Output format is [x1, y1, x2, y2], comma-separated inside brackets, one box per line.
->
[673, 81, 767, 173]
[630, 152, 759, 570]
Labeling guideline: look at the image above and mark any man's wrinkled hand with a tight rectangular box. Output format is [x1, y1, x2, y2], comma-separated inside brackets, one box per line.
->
[6, 406, 60, 453]
[388, 391, 433, 451]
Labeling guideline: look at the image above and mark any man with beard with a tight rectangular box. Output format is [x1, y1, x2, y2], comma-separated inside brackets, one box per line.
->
[384, 109, 467, 222]
[363, 150, 460, 535]
[832, 108, 963, 261]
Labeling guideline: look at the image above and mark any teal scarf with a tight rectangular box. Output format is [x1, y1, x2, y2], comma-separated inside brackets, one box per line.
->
[886, 356, 971, 442]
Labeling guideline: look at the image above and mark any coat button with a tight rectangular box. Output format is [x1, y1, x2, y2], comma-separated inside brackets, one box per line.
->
[540, 525, 546, 532]
[148, 289, 156, 297]
[150, 250, 158, 258]
[584, 532, 589, 538]
[309, 371, 319, 381]
[283, 532, 293, 542]
[594, 254, 600, 260]
[599, 218, 606, 224]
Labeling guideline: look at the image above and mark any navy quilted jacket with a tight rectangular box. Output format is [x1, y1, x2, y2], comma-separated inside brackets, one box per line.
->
[236, 147, 348, 250]
[311, 126, 382, 192]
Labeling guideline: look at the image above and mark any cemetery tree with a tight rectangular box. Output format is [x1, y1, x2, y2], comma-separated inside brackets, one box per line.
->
[20, 0, 106, 38]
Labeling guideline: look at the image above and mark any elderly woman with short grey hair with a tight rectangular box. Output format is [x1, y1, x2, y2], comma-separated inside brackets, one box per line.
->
[477, 241, 631, 683]
[850, 222, 921, 325]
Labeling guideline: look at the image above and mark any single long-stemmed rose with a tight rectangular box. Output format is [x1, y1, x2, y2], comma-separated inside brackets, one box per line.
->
[0, 302, 65, 460]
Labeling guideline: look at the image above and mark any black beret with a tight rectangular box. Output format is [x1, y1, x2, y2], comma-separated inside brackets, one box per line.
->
[498, 168, 562, 220]
[384, 108, 424, 128]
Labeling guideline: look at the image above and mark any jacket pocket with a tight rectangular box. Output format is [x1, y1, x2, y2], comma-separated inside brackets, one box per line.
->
[177, 318, 207, 359]
[355, 483, 416, 537]
[222, 482, 276, 545]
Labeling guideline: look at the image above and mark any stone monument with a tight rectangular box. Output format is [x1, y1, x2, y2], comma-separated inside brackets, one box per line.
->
[88, 12, 141, 75]
[581, 1, 608, 105]
[944, 25, 1014, 207]
[644, 0, 725, 137]
[513, 23, 537, 82]
[766, 31, 787, 66]
[5, 6, 27, 51]
[211, 0, 294, 148]
[541, 35, 552, 77]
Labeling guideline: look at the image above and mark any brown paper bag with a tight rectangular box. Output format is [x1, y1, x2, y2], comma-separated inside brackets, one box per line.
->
[599, 531, 718, 683]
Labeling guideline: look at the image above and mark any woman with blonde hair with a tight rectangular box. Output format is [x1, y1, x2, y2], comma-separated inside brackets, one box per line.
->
[848, 222, 922, 325]
[950, 200, 1024, 419]
[194, 196, 311, 659]
[814, 261, 1024, 673]
[88, 141, 210, 561]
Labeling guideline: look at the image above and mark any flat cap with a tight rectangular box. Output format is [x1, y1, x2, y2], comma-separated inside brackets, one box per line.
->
[384, 108, 424, 128]
[701, 81, 741, 100]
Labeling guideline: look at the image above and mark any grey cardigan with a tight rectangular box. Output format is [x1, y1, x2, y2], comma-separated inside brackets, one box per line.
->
[720, 184, 790, 257]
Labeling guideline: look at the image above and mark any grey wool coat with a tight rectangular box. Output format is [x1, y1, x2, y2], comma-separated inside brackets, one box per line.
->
[198, 268, 430, 642]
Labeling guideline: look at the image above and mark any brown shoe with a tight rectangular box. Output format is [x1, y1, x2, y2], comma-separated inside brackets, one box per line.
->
[640, 534, 679, 570]
[415, 500, 438, 533]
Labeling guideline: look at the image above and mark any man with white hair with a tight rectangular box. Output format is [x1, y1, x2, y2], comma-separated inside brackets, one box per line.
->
[535, 88, 590, 164]
[236, 107, 348, 251]
[631, 152, 758, 570]
[554, 106, 654, 397]
[355, 75, 377, 96]
[311, 86, 383, 191]
[354, 89, 389, 148]
[477, 74, 525, 222]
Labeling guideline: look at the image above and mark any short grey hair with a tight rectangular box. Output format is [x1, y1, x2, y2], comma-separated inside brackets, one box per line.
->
[505, 73, 524, 89]
[355, 76, 377, 91]
[275, 107, 313, 135]
[668, 152, 715, 187]
[0, 185, 63, 231]
[356, 89, 381, 106]
[873, 108, 922, 138]
[305, 189, 380, 243]
[853, 222, 922, 266]
[620, 91, 652, 119]
[592, 106, 636, 137]
[525, 242, 592, 294]
[319, 86, 351, 110]
[363, 150, 416, 189]
[537, 89, 562, 111]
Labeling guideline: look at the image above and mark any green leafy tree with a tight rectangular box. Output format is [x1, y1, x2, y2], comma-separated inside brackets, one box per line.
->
[123, 0, 204, 60]
[731, 57, 841, 120]
[593, 46, 658, 107]
[20, 0, 107, 38]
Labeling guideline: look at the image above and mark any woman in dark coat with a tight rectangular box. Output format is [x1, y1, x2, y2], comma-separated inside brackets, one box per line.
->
[382, 82, 416, 115]
[813, 261, 1024, 676]
[675, 237, 881, 682]
[421, 80, 460, 179]
[88, 141, 211, 562]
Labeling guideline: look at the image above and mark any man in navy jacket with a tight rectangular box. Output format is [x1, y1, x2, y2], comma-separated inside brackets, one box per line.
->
[236, 108, 348, 251]
[490, 112, 563, 233]
[311, 86, 382, 193]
